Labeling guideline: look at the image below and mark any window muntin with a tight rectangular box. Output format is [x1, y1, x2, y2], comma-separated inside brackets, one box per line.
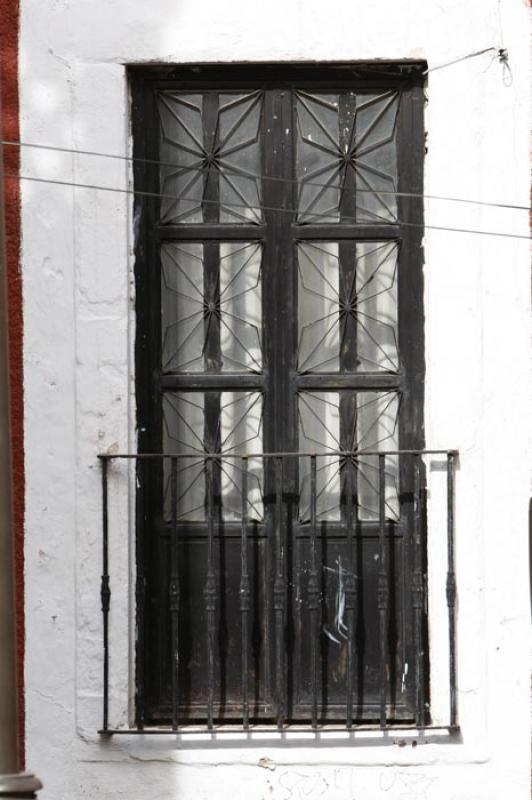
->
[133, 65, 425, 726]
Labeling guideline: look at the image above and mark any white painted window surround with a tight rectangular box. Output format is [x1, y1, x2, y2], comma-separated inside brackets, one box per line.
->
[20, 0, 530, 798]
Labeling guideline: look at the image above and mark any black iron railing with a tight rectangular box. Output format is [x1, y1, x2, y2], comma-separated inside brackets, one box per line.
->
[98, 449, 458, 735]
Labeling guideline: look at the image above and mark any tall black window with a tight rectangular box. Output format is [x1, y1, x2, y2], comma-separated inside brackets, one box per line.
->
[132, 64, 425, 727]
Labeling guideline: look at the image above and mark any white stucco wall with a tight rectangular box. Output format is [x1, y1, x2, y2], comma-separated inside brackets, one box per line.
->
[19, 1, 531, 798]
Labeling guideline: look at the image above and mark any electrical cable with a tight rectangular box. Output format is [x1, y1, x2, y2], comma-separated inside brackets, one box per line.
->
[1, 138, 529, 213]
[5, 171, 531, 241]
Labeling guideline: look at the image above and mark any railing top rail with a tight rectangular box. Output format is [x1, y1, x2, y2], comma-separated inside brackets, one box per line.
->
[98, 448, 458, 460]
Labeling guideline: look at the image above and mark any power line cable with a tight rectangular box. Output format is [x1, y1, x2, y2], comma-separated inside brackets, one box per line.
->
[1, 139, 529, 213]
[4, 171, 531, 241]
[423, 46, 503, 75]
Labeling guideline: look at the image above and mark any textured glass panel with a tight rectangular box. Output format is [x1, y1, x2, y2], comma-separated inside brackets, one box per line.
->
[219, 242, 262, 372]
[299, 391, 341, 521]
[298, 390, 400, 521]
[354, 93, 398, 223]
[355, 242, 398, 372]
[159, 93, 205, 223]
[161, 242, 263, 374]
[296, 93, 341, 223]
[158, 91, 263, 225]
[161, 243, 205, 372]
[220, 391, 263, 521]
[297, 241, 398, 373]
[163, 393, 206, 521]
[218, 93, 263, 223]
[295, 91, 399, 223]
[298, 242, 340, 373]
[355, 391, 399, 521]
[162, 392, 263, 521]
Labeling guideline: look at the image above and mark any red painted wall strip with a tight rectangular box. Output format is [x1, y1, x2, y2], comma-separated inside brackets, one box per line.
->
[0, 0, 25, 769]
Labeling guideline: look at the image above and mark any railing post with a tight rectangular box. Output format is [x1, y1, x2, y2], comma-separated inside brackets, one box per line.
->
[447, 451, 458, 730]
[344, 456, 356, 730]
[377, 454, 388, 728]
[204, 457, 216, 730]
[100, 457, 111, 733]
[239, 456, 250, 729]
[308, 455, 319, 729]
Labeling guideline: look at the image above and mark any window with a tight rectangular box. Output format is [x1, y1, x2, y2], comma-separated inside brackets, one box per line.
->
[131, 64, 427, 729]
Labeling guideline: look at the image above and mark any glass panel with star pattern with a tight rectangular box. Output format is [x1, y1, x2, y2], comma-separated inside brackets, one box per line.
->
[158, 91, 263, 224]
[297, 240, 398, 373]
[163, 391, 264, 522]
[298, 390, 400, 522]
[161, 241, 263, 374]
[296, 90, 399, 223]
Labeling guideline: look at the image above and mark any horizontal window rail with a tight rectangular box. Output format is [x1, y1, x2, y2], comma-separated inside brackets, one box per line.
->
[98, 449, 458, 736]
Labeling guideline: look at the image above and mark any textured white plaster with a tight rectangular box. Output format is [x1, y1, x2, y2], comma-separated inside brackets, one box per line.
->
[20, 0, 530, 798]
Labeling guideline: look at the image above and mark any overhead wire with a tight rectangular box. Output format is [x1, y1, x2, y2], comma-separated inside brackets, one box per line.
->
[4, 170, 530, 241]
[1, 138, 530, 213]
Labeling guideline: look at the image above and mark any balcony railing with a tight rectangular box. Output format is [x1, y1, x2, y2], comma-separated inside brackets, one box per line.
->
[98, 449, 458, 736]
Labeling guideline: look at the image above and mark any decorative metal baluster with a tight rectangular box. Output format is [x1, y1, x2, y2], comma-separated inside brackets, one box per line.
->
[204, 457, 216, 730]
[308, 455, 319, 729]
[412, 453, 424, 727]
[169, 457, 180, 731]
[240, 456, 251, 729]
[344, 456, 356, 730]
[100, 457, 111, 733]
[378, 454, 388, 728]
[446, 451, 457, 730]
[274, 457, 285, 729]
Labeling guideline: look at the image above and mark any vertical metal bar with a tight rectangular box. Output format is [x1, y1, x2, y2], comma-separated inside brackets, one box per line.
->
[412, 453, 424, 727]
[344, 457, 356, 730]
[135, 457, 146, 729]
[378, 454, 388, 728]
[204, 457, 216, 730]
[169, 457, 180, 731]
[274, 457, 285, 729]
[100, 458, 111, 733]
[240, 456, 250, 729]
[446, 452, 457, 730]
[308, 455, 319, 729]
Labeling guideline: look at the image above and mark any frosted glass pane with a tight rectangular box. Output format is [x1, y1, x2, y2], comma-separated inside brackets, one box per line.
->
[299, 391, 341, 521]
[220, 391, 263, 521]
[298, 242, 340, 373]
[218, 93, 263, 223]
[355, 92, 398, 223]
[163, 391, 263, 522]
[298, 391, 400, 522]
[295, 90, 399, 223]
[163, 393, 206, 521]
[296, 93, 341, 223]
[355, 242, 398, 372]
[159, 93, 204, 223]
[158, 91, 263, 225]
[297, 241, 398, 373]
[161, 242, 263, 374]
[219, 243, 262, 372]
[161, 243, 205, 372]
